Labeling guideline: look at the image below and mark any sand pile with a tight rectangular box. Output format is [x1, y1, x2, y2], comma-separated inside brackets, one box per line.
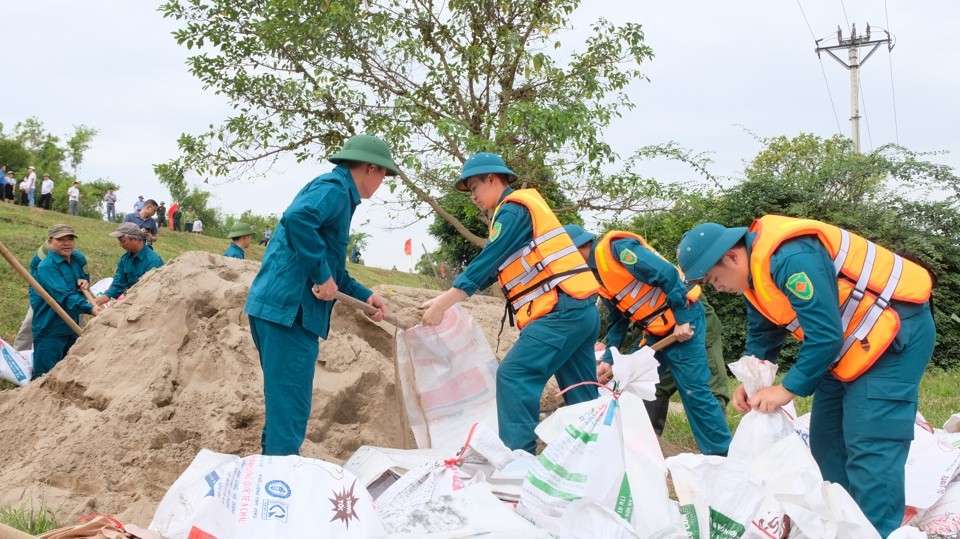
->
[0, 251, 519, 527]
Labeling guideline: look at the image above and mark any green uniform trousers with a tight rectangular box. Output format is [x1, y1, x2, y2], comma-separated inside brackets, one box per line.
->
[248, 314, 320, 456]
[810, 302, 935, 538]
[496, 301, 600, 454]
[641, 302, 731, 455]
[32, 333, 78, 378]
[645, 297, 730, 435]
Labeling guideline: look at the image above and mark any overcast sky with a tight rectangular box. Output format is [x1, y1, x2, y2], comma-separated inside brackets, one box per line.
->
[3, 1, 957, 270]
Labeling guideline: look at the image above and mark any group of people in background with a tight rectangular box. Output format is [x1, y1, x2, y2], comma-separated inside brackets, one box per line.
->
[0, 164, 57, 210]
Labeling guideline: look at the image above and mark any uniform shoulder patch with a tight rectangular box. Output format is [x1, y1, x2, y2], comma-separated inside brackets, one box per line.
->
[619, 248, 638, 265]
[489, 221, 502, 242]
[786, 272, 814, 300]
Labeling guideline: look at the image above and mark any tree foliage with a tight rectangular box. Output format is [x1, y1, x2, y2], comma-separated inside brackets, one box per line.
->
[154, 162, 222, 236]
[0, 118, 105, 218]
[618, 134, 960, 369]
[161, 0, 656, 246]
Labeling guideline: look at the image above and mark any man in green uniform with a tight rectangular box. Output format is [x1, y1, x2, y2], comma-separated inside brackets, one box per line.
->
[224, 222, 255, 260]
[645, 296, 730, 436]
[95, 222, 164, 304]
[421, 153, 601, 454]
[31, 224, 102, 377]
[244, 135, 398, 456]
[562, 224, 730, 455]
[677, 218, 936, 537]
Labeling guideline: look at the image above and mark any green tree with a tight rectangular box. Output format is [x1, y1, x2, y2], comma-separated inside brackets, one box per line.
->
[622, 134, 960, 368]
[161, 0, 656, 247]
[223, 210, 279, 242]
[0, 118, 100, 216]
[154, 162, 221, 236]
[66, 126, 99, 176]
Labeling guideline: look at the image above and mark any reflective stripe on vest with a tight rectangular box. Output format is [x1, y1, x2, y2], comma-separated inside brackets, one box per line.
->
[745, 215, 930, 381]
[594, 231, 700, 335]
[493, 189, 599, 329]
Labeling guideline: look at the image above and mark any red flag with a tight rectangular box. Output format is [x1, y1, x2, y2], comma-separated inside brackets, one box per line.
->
[403, 238, 412, 256]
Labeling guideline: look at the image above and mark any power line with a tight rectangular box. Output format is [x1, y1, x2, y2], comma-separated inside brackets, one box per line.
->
[815, 24, 893, 152]
[883, 0, 900, 144]
[796, 0, 844, 134]
[839, 0, 851, 29]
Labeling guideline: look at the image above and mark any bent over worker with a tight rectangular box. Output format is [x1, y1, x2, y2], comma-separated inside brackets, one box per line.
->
[32, 224, 103, 377]
[244, 134, 397, 456]
[563, 224, 731, 456]
[677, 215, 935, 538]
[421, 153, 601, 454]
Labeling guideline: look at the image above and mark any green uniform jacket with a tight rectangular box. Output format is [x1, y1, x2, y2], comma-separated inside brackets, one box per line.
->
[244, 165, 371, 339]
[588, 237, 697, 364]
[224, 243, 245, 260]
[105, 247, 164, 299]
[31, 250, 93, 337]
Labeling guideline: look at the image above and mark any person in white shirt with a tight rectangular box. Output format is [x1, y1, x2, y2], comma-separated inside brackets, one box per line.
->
[67, 182, 81, 216]
[39, 174, 54, 209]
[26, 166, 37, 207]
[193, 219, 203, 233]
[18, 176, 29, 205]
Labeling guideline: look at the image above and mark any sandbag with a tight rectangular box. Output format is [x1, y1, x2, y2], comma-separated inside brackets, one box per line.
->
[149, 449, 385, 538]
[665, 453, 765, 539]
[727, 356, 798, 462]
[518, 346, 685, 538]
[395, 304, 499, 450]
[374, 423, 543, 537]
[0, 338, 32, 386]
[905, 424, 960, 510]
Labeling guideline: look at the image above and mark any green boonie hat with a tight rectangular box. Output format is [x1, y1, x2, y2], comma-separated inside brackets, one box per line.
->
[328, 134, 400, 176]
[454, 152, 518, 192]
[48, 224, 77, 239]
[676, 222, 749, 282]
[562, 224, 596, 248]
[227, 222, 256, 239]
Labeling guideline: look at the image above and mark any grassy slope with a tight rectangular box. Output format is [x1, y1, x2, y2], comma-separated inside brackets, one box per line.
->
[0, 203, 440, 341]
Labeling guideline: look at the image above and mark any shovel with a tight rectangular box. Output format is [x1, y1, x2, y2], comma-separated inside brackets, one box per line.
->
[0, 239, 83, 335]
[334, 291, 414, 448]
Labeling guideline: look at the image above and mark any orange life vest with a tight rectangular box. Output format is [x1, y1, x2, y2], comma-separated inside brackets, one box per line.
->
[745, 215, 932, 381]
[494, 190, 599, 329]
[594, 231, 701, 336]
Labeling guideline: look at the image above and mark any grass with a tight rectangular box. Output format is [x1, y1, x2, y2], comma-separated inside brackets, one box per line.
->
[0, 499, 62, 534]
[0, 202, 443, 342]
[659, 368, 960, 450]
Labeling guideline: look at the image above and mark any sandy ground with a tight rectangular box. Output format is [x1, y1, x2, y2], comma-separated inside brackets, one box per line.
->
[0, 251, 685, 528]
[0, 252, 523, 526]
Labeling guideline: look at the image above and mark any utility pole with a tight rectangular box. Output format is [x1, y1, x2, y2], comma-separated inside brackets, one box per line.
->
[815, 23, 894, 153]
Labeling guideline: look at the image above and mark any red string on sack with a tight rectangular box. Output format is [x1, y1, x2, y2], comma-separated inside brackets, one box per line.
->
[556, 380, 620, 400]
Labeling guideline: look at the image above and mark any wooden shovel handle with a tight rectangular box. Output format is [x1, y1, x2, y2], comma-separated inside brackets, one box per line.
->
[649, 332, 679, 351]
[0, 240, 83, 335]
[334, 291, 410, 330]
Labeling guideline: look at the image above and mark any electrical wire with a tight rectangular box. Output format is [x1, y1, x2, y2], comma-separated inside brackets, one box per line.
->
[839, 0, 851, 31]
[883, 0, 900, 144]
[797, 0, 844, 134]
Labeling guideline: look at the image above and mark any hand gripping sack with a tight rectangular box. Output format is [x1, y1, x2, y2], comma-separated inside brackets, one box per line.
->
[396, 303, 499, 449]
